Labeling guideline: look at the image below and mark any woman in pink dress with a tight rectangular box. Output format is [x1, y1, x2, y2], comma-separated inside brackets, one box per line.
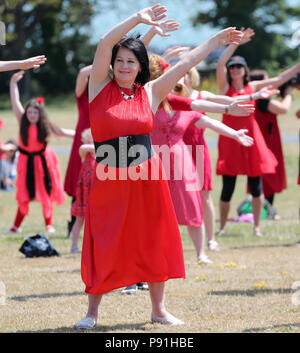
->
[7, 71, 74, 233]
[64, 66, 92, 236]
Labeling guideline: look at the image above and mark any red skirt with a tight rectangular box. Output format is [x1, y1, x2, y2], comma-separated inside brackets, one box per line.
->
[217, 115, 278, 177]
[81, 154, 186, 295]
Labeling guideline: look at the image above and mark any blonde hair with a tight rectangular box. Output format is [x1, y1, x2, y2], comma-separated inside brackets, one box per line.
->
[188, 67, 200, 89]
[81, 128, 93, 144]
[148, 53, 171, 113]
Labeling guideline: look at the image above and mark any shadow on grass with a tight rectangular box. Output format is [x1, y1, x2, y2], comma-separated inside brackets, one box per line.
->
[16, 322, 147, 333]
[230, 242, 299, 250]
[243, 322, 300, 333]
[209, 287, 293, 297]
[10, 291, 84, 301]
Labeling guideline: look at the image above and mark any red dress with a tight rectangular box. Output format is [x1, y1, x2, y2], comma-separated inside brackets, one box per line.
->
[71, 152, 95, 217]
[16, 125, 65, 217]
[216, 85, 277, 177]
[81, 79, 185, 295]
[64, 90, 90, 197]
[183, 91, 213, 190]
[254, 101, 286, 197]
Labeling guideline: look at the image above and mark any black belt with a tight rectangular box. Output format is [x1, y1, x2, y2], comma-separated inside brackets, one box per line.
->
[94, 134, 154, 168]
[19, 146, 52, 199]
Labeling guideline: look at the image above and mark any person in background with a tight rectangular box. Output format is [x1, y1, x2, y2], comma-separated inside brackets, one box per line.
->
[64, 65, 92, 237]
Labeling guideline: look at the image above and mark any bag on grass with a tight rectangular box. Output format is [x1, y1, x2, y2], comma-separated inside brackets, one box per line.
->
[19, 233, 60, 258]
[237, 196, 278, 220]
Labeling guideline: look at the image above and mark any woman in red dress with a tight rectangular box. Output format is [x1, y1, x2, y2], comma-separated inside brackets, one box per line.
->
[64, 65, 91, 236]
[216, 28, 300, 237]
[75, 4, 243, 329]
[7, 71, 74, 233]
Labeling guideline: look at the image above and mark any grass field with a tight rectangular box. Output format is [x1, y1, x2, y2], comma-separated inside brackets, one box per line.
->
[0, 92, 299, 333]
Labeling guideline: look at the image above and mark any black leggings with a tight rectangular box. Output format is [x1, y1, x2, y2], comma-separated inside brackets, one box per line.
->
[220, 175, 263, 202]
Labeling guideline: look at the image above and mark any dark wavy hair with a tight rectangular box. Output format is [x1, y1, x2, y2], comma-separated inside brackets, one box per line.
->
[20, 99, 52, 146]
[111, 35, 150, 86]
[226, 65, 251, 86]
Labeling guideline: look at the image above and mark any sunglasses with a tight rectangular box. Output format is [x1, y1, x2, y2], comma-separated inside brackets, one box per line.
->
[229, 64, 244, 69]
[173, 85, 182, 92]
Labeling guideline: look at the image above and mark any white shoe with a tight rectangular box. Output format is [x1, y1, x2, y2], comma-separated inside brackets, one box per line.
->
[75, 317, 97, 330]
[46, 225, 56, 233]
[208, 240, 220, 251]
[4, 226, 21, 234]
[197, 255, 213, 264]
[151, 312, 184, 326]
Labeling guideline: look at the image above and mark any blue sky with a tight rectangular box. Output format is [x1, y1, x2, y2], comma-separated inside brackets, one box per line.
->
[91, 0, 215, 50]
[90, 0, 300, 51]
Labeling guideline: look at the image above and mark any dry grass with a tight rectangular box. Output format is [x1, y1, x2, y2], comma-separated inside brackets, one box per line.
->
[0, 93, 299, 333]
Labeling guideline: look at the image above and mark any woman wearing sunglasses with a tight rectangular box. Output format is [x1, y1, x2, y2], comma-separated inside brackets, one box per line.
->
[216, 28, 300, 237]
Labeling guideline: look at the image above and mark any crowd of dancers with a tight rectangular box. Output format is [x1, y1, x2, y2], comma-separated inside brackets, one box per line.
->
[0, 4, 299, 329]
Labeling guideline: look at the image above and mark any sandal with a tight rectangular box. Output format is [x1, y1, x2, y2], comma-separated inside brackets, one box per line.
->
[75, 317, 97, 330]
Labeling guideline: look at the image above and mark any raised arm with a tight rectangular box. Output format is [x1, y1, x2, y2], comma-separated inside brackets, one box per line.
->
[89, 4, 167, 102]
[191, 99, 254, 116]
[0, 55, 46, 72]
[250, 62, 300, 92]
[216, 27, 254, 94]
[9, 71, 25, 123]
[267, 86, 292, 115]
[195, 115, 253, 147]
[75, 65, 92, 98]
[201, 85, 279, 104]
[148, 27, 243, 111]
[141, 20, 180, 48]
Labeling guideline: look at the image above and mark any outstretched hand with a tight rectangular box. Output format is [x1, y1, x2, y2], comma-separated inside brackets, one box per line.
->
[218, 27, 243, 46]
[258, 85, 280, 99]
[162, 46, 191, 62]
[239, 27, 255, 45]
[228, 102, 255, 116]
[235, 129, 254, 146]
[137, 4, 167, 26]
[10, 70, 25, 83]
[19, 55, 47, 70]
[153, 19, 180, 37]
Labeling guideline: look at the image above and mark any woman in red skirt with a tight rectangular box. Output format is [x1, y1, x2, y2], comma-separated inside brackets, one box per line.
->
[216, 28, 300, 237]
[75, 4, 243, 329]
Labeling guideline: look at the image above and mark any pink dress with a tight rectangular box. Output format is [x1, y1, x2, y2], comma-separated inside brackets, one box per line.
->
[17, 125, 65, 217]
[64, 90, 90, 197]
[71, 152, 95, 217]
[151, 107, 204, 226]
[183, 91, 213, 190]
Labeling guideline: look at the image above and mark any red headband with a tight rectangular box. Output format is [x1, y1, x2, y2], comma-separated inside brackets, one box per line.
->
[160, 60, 170, 72]
[35, 97, 45, 104]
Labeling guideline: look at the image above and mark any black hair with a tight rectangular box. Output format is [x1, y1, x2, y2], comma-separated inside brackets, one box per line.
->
[111, 35, 150, 86]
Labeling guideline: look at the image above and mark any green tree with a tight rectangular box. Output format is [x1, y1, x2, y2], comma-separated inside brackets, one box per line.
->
[0, 0, 97, 97]
[192, 0, 300, 75]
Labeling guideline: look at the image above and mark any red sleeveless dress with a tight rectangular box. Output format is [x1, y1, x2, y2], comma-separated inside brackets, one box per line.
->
[183, 91, 213, 190]
[16, 125, 65, 216]
[64, 90, 90, 197]
[254, 101, 286, 197]
[81, 79, 185, 295]
[216, 85, 277, 177]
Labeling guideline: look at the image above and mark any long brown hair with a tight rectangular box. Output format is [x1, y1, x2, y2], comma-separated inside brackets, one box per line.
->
[226, 65, 251, 86]
[20, 99, 53, 146]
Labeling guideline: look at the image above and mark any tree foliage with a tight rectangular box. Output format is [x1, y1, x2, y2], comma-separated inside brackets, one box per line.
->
[192, 0, 300, 75]
[0, 0, 98, 97]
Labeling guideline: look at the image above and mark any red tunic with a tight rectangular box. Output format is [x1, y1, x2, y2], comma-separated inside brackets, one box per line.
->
[81, 79, 185, 295]
[183, 91, 213, 190]
[64, 90, 90, 197]
[16, 125, 65, 217]
[254, 100, 287, 197]
[216, 85, 277, 177]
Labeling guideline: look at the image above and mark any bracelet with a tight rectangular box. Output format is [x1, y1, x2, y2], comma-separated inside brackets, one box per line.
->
[225, 106, 229, 114]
